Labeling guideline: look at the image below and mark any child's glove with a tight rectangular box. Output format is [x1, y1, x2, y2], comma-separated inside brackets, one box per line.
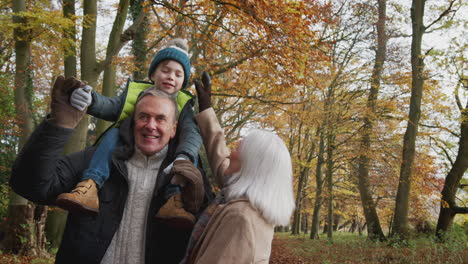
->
[70, 85, 93, 111]
[163, 155, 188, 175]
[194, 71, 212, 112]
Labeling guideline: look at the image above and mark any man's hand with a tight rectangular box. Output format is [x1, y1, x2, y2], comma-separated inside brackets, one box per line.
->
[194, 71, 212, 112]
[70, 85, 93, 111]
[48, 76, 86, 129]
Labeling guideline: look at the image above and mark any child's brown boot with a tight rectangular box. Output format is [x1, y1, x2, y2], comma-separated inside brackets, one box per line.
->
[155, 193, 195, 229]
[56, 179, 99, 214]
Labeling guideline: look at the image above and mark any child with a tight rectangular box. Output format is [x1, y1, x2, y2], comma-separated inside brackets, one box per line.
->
[56, 39, 205, 228]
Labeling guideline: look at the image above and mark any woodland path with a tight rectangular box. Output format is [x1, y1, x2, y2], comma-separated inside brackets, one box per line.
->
[269, 236, 308, 264]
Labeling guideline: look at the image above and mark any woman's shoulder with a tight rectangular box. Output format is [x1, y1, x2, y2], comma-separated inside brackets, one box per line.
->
[221, 199, 263, 220]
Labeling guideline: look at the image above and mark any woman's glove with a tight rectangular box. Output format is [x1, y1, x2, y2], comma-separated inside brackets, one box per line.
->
[70, 85, 93, 111]
[194, 71, 212, 112]
[169, 160, 204, 214]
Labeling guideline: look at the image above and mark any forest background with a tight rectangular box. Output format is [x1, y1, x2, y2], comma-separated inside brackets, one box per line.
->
[0, 0, 466, 262]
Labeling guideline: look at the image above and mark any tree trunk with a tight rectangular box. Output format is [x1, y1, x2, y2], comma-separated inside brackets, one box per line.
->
[1, 0, 47, 256]
[130, 0, 149, 80]
[357, 0, 387, 242]
[387, 214, 393, 236]
[292, 164, 312, 235]
[310, 129, 325, 240]
[67, 0, 100, 151]
[275, 226, 285, 232]
[436, 100, 468, 238]
[349, 219, 357, 233]
[64, 0, 91, 152]
[95, 64, 117, 136]
[391, 0, 426, 240]
[292, 167, 307, 235]
[11, 0, 33, 158]
[290, 120, 304, 235]
[96, 0, 131, 136]
[333, 212, 341, 232]
[45, 209, 67, 249]
[359, 221, 366, 236]
[326, 132, 334, 240]
[291, 112, 315, 235]
[63, 0, 77, 78]
[302, 213, 309, 234]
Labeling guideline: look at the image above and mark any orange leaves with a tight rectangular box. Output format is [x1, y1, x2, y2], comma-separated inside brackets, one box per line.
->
[269, 236, 308, 264]
[441, 200, 450, 208]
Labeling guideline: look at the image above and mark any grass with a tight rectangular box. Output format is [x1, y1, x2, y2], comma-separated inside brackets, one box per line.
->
[273, 229, 467, 264]
[0, 252, 54, 264]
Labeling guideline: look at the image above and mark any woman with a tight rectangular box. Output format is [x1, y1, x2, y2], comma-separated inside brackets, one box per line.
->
[182, 72, 295, 263]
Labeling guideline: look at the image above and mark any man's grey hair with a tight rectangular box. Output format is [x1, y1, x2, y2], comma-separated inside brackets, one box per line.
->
[135, 87, 178, 123]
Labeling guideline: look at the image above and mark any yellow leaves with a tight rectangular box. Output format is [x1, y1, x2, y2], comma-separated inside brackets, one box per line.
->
[335, 187, 359, 197]
[294, 158, 316, 169]
[441, 200, 450, 208]
[7, 2, 78, 46]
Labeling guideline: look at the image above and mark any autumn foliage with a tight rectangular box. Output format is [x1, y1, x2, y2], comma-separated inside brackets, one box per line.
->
[0, 0, 467, 259]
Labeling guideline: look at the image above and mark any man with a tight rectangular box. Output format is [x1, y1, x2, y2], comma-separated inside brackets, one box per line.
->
[10, 76, 199, 264]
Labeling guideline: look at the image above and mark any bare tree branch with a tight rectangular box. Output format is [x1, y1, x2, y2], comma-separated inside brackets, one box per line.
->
[97, 8, 147, 71]
[454, 82, 464, 111]
[424, 0, 457, 31]
[429, 136, 455, 166]
[451, 206, 468, 214]
[213, 92, 301, 106]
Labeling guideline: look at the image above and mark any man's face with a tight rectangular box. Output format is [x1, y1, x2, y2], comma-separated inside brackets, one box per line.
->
[150, 60, 185, 94]
[134, 95, 177, 156]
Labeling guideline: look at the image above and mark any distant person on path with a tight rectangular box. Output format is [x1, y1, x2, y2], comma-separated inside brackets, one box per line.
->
[181, 72, 296, 263]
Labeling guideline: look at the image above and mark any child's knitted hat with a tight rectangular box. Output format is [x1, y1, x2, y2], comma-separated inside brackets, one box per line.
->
[148, 38, 191, 89]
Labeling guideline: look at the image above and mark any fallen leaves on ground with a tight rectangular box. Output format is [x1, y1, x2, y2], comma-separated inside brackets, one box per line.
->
[270, 236, 309, 264]
[269, 233, 468, 264]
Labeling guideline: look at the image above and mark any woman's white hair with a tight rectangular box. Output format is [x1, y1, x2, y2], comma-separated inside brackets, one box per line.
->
[225, 129, 295, 226]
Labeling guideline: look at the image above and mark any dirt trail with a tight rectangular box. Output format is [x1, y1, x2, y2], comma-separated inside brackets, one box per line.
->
[269, 237, 308, 264]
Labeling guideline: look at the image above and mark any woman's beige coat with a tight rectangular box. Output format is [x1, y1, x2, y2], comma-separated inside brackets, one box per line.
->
[186, 108, 274, 264]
